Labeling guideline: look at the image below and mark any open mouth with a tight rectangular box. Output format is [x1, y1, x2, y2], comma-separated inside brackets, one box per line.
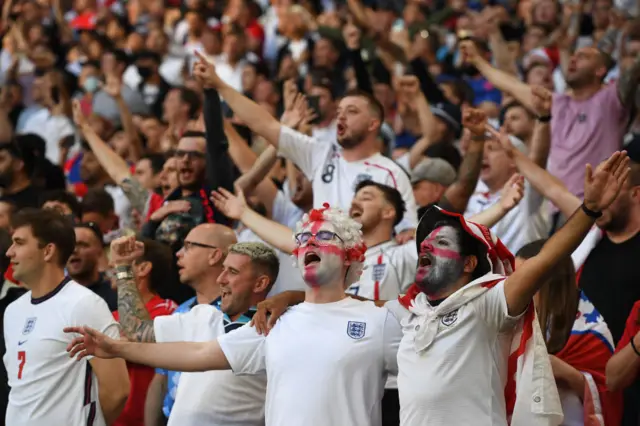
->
[221, 288, 231, 299]
[68, 257, 81, 267]
[337, 123, 346, 136]
[304, 252, 321, 266]
[350, 209, 362, 219]
[418, 255, 432, 267]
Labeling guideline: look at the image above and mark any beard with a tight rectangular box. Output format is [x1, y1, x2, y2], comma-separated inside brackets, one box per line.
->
[0, 171, 13, 188]
[416, 256, 465, 297]
[338, 129, 366, 149]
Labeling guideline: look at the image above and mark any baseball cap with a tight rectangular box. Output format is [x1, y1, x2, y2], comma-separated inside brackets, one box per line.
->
[411, 158, 457, 186]
[431, 102, 462, 139]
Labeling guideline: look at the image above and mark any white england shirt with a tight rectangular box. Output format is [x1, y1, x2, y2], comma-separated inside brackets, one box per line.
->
[154, 304, 267, 426]
[464, 181, 550, 254]
[278, 126, 418, 233]
[346, 240, 417, 300]
[218, 297, 403, 426]
[388, 281, 521, 426]
[3, 278, 120, 426]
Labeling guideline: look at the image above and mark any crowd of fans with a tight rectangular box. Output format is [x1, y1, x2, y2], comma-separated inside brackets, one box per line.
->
[0, 0, 640, 424]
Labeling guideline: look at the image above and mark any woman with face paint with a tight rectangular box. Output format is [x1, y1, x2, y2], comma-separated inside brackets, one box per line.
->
[64, 204, 405, 426]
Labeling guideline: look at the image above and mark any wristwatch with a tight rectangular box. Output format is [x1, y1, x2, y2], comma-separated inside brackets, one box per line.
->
[114, 265, 134, 281]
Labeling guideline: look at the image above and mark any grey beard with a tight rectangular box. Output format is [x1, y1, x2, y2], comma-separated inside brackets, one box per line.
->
[417, 258, 465, 297]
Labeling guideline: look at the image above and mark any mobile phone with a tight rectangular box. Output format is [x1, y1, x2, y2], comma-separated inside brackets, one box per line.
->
[307, 95, 322, 125]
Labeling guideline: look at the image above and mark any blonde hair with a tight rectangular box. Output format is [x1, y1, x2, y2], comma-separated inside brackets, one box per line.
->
[228, 242, 280, 287]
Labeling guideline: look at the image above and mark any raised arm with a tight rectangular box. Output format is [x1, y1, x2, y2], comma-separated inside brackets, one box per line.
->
[488, 126, 581, 218]
[66, 326, 230, 372]
[103, 73, 144, 161]
[398, 75, 437, 170]
[440, 108, 487, 213]
[460, 39, 536, 112]
[503, 152, 630, 316]
[469, 174, 524, 227]
[111, 237, 157, 343]
[193, 51, 282, 147]
[211, 188, 297, 254]
[616, 44, 640, 109]
[528, 87, 553, 168]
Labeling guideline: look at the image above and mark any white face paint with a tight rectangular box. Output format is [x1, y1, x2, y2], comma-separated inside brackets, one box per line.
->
[295, 220, 346, 287]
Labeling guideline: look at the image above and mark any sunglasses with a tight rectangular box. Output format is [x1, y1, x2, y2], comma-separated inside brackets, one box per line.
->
[294, 231, 343, 245]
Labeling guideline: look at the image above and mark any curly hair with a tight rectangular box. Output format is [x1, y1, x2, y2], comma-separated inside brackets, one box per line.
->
[293, 203, 367, 288]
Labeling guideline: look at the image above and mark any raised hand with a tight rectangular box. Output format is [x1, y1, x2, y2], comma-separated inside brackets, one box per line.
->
[462, 107, 487, 136]
[500, 174, 525, 212]
[64, 326, 120, 360]
[71, 99, 87, 127]
[398, 75, 421, 100]
[280, 93, 307, 129]
[282, 79, 298, 112]
[210, 187, 248, 220]
[459, 39, 482, 65]
[531, 86, 552, 117]
[110, 236, 145, 266]
[583, 151, 630, 212]
[485, 124, 514, 156]
[192, 50, 223, 89]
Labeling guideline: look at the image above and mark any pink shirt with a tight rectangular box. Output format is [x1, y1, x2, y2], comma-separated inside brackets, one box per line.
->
[549, 84, 627, 201]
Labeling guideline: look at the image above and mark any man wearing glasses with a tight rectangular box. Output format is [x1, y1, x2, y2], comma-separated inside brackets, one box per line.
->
[66, 206, 403, 426]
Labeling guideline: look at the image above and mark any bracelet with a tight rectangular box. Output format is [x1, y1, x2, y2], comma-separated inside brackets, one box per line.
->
[581, 203, 603, 218]
[630, 336, 640, 357]
[537, 115, 552, 123]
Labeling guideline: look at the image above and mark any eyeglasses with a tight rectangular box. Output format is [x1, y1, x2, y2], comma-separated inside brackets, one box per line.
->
[182, 240, 218, 252]
[294, 231, 343, 246]
[175, 149, 206, 160]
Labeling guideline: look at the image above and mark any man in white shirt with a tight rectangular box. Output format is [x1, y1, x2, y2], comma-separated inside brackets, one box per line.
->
[4, 209, 129, 426]
[192, 51, 418, 234]
[113, 225, 271, 426]
[66, 206, 403, 426]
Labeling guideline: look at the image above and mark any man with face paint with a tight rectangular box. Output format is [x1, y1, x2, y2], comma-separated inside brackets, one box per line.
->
[65, 205, 404, 426]
[388, 150, 630, 426]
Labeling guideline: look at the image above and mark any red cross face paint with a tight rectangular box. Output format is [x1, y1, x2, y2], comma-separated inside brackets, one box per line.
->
[295, 220, 346, 287]
[415, 225, 466, 296]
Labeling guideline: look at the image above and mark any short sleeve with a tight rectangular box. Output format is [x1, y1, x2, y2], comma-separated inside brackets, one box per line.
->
[69, 293, 121, 341]
[393, 242, 418, 293]
[217, 323, 266, 376]
[154, 305, 221, 343]
[277, 126, 331, 180]
[571, 226, 602, 271]
[394, 153, 411, 172]
[382, 309, 402, 375]
[615, 301, 640, 353]
[474, 280, 523, 332]
[156, 368, 168, 376]
[271, 190, 304, 228]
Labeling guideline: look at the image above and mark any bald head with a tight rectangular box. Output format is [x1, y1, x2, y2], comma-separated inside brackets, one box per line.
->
[191, 223, 237, 252]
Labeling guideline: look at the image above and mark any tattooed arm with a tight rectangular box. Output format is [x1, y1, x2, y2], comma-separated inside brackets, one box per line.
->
[439, 136, 486, 213]
[116, 264, 156, 343]
[617, 54, 640, 109]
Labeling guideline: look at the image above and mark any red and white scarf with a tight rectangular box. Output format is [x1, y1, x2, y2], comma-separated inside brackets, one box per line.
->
[399, 207, 563, 426]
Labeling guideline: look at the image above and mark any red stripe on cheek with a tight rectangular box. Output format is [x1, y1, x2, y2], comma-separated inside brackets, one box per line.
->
[430, 247, 462, 260]
[297, 245, 344, 257]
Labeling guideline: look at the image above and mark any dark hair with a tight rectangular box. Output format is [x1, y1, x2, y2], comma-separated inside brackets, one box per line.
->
[342, 89, 385, 125]
[179, 88, 202, 119]
[108, 48, 130, 66]
[354, 180, 406, 226]
[75, 222, 104, 246]
[138, 238, 178, 296]
[140, 153, 166, 175]
[500, 101, 535, 124]
[81, 188, 115, 216]
[0, 228, 12, 277]
[0, 140, 37, 177]
[11, 208, 76, 267]
[516, 239, 579, 353]
[40, 190, 82, 219]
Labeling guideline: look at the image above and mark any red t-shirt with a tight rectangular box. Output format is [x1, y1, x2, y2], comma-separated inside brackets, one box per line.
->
[616, 300, 640, 354]
[112, 296, 177, 426]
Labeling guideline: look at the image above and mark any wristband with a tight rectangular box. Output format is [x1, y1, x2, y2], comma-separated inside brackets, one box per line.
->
[581, 203, 602, 218]
[537, 115, 552, 123]
[630, 336, 640, 357]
